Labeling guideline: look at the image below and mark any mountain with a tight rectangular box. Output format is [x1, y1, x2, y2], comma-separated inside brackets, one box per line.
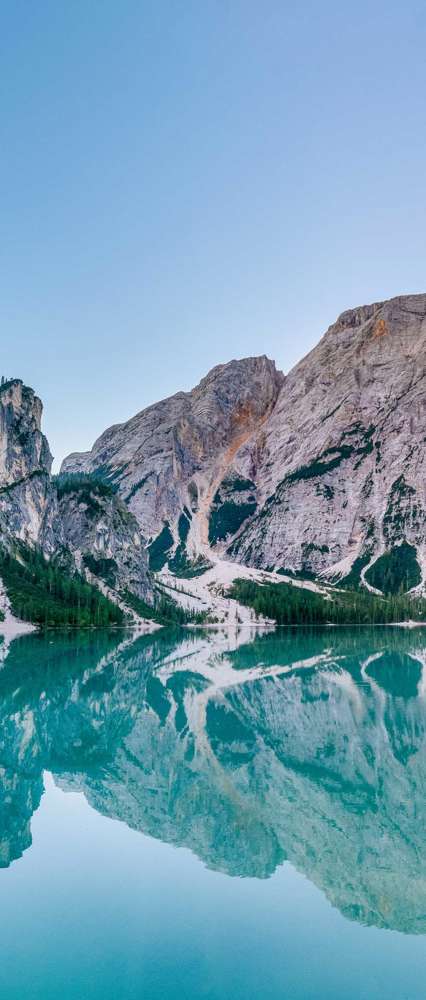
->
[61, 356, 283, 570]
[1, 292, 426, 627]
[0, 380, 152, 623]
[62, 293, 426, 595]
[230, 293, 426, 587]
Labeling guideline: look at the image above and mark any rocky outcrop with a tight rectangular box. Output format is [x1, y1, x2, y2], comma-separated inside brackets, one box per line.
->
[61, 293, 426, 592]
[58, 480, 151, 601]
[0, 379, 61, 552]
[0, 380, 153, 608]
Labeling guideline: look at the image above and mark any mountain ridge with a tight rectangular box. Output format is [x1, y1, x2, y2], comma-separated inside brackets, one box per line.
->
[61, 292, 426, 594]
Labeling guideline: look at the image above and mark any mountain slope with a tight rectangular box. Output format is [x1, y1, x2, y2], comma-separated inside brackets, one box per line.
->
[231, 294, 426, 586]
[62, 294, 426, 594]
[61, 356, 283, 570]
[0, 382, 153, 621]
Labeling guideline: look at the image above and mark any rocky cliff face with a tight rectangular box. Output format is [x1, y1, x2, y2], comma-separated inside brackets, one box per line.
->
[58, 482, 152, 601]
[0, 381, 152, 607]
[61, 356, 283, 573]
[230, 294, 426, 586]
[0, 380, 60, 552]
[61, 294, 426, 592]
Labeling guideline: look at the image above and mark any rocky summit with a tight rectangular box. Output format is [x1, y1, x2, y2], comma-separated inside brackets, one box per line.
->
[61, 293, 426, 595]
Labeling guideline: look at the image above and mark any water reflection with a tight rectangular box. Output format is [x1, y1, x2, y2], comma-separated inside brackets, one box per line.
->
[1, 626, 426, 933]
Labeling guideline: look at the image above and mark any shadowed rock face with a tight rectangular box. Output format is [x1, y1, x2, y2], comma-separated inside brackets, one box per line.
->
[2, 626, 426, 933]
[58, 486, 152, 601]
[0, 380, 61, 552]
[61, 294, 426, 586]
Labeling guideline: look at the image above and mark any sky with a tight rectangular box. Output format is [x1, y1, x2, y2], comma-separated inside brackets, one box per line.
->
[2, 1, 426, 468]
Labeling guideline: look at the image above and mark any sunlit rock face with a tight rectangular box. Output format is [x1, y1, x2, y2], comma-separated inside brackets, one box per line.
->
[61, 295, 426, 586]
[231, 294, 426, 582]
[61, 356, 283, 557]
[2, 627, 426, 932]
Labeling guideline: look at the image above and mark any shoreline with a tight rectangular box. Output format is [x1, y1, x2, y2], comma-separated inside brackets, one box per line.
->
[1, 619, 426, 639]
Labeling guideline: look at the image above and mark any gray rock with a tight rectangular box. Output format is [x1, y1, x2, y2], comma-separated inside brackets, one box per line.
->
[0, 380, 153, 605]
[58, 483, 151, 601]
[62, 294, 426, 589]
[232, 294, 426, 583]
[61, 356, 283, 559]
[0, 379, 61, 552]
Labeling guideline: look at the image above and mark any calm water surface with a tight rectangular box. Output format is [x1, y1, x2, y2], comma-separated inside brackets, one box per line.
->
[0, 626, 426, 999]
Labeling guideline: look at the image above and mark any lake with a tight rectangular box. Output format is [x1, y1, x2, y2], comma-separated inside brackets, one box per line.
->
[0, 625, 426, 999]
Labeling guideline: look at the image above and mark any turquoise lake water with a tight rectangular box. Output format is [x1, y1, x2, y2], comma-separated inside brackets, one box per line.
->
[1, 625, 426, 998]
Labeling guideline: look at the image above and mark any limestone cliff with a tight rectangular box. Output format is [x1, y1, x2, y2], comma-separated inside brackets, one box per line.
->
[5, 293, 426, 609]
[0, 379, 60, 552]
[231, 294, 426, 587]
[57, 479, 152, 601]
[61, 294, 426, 592]
[61, 356, 283, 573]
[0, 380, 153, 609]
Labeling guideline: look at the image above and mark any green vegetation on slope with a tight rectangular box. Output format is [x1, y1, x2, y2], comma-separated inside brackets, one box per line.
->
[365, 543, 421, 595]
[168, 511, 212, 577]
[208, 476, 257, 546]
[0, 544, 124, 627]
[121, 587, 209, 626]
[82, 554, 118, 588]
[209, 500, 257, 545]
[228, 578, 426, 625]
[147, 523, 174, 571]
[54, 472, 117, 500]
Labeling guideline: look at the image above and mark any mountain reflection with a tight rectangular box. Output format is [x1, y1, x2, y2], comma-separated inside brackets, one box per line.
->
[1, 626, 426, 933]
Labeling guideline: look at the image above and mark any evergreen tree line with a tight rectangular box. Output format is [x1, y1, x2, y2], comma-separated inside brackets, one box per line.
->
[229, 578, 426, 626]
[0, 545, 124, 627]
[54, 472, 117, 500]
[121, 587, 209, 626]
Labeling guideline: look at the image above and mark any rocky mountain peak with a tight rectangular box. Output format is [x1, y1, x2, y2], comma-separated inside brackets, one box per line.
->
[321, 292, 426, 356]
[61, 355, 284, 553]
[0, 379, 52, 483]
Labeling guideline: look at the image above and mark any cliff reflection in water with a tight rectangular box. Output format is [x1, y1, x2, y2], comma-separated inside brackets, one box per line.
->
[1, 625, 426, 933]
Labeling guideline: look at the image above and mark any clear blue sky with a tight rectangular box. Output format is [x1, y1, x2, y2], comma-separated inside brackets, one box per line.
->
[2, 1, 426, 467]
